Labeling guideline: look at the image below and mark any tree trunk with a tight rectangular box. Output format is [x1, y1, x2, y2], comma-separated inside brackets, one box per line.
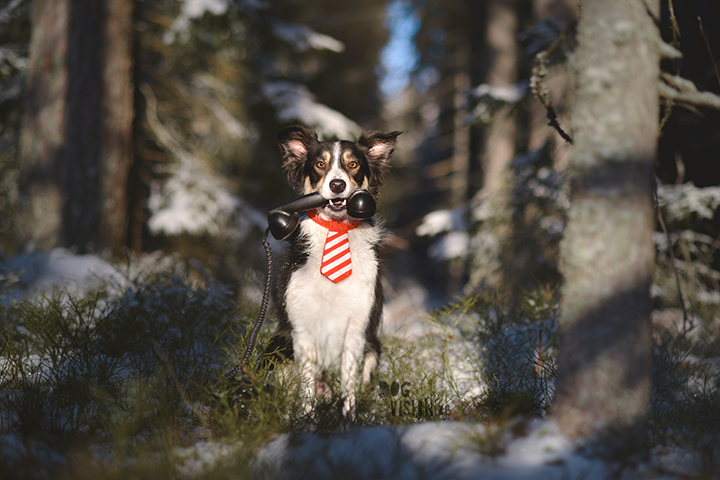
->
[18, 0, 134, 255]
[552, 0, 659, 451]
[466, 0, 519, 292]
[17, 0, 69, 251]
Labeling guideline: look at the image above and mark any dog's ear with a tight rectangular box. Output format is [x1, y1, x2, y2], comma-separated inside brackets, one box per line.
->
[277, 125, 318, 187]
[358, 130, 402, 184]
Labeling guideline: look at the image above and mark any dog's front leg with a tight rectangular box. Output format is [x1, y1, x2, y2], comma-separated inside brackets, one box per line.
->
[296, 348, 320, 415]
[339, 350, 361, 419]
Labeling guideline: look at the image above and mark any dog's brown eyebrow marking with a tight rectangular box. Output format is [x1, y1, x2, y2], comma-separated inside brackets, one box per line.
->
[342, 150, 355, 162]
[321, 151, 331, 161]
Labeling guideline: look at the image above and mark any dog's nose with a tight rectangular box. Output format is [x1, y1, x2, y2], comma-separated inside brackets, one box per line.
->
[329, 179, 346, 194]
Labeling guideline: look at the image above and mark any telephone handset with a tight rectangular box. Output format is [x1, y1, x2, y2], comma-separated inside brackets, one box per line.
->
[267, 189, 376, 240]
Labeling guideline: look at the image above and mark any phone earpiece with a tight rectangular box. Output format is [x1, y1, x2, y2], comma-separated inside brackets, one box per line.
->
[268, 192, 326, 240]
[267, 209, 298, 241]
[267, 189, 377, 240]
[347, 190, 376, 219]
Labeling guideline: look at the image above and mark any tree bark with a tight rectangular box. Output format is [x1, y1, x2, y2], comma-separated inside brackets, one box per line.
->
[17, 0, 69, 250]
[552, 0, 659, 450]
[18, 0, 134, 255]
[466, 0, 519, 292]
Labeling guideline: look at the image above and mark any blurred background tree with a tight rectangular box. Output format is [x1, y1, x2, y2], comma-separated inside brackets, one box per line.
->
[16, 0, 134, 255]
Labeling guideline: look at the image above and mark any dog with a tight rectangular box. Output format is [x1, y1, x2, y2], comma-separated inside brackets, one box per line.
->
[264, 124, 401, 418]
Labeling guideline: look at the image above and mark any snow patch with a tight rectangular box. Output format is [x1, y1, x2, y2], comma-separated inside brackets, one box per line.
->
[656, 182, 720, 222]
[262, 81, 361, 140]
[255, 420, 613, 480]
[416, 208, 465, 237]
[428, 231, 470, 260]
[0, 248, 127, 302]
[416, 208, 470, 260]
[271, 20, 344, 53]
[147, 158, 264, 237]
[174, 439, 242, 477]
[164, 0, 230, 44]
[469, 83, 527, 104]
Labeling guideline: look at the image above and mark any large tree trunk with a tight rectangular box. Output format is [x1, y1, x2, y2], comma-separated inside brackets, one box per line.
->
[552, 0, 659, 450]
[18, 0, 134, 255]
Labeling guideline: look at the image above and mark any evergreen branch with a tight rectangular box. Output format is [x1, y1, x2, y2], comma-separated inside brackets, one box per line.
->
[153, 341, 210, 425]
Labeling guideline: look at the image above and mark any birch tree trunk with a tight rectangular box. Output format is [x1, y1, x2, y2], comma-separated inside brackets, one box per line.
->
[552, 0, 659, 450]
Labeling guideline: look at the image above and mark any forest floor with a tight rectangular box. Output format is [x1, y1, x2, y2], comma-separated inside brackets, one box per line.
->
[1, 249, 719, 479]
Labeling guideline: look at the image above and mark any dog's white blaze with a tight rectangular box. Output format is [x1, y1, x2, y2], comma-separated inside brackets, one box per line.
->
[319, 141, 354, 200]
[332, 141, 341, 167]
[284, 216, 381, 414]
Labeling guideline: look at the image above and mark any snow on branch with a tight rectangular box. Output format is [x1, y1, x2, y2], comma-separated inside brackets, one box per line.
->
[262, 81, 361, 140]
[657, 181, 720, 222]
[164, 0, 230, 44]
[416, 207, 470, 260]
[466, 82, 528, 125]
[270, 20, 344, 53]
[0, 0, 27, 28]
[140, 84, 263, 237]
[660, 72, 720, 111]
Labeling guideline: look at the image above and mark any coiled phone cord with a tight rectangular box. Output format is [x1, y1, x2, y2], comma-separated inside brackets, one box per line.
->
[222, 226, 273, 383]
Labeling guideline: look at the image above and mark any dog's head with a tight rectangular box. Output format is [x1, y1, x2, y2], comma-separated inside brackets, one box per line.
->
[277, 125, 401, 221]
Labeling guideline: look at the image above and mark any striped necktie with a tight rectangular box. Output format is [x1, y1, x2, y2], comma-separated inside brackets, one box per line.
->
[307, 210, 360, 283]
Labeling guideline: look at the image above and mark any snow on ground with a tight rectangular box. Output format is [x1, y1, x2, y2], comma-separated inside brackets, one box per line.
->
[1, 422, 696, 480]
[176, 419, 704, 480]
[0, 248, 128, 303]
[254, 419, 611, 480]
[174, 438, 244, 477]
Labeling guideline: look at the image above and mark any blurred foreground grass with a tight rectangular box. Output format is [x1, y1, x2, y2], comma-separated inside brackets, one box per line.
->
[1, 262, 719, 478]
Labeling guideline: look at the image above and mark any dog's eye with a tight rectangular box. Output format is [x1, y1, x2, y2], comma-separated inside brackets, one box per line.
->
[316, 161, 325, 169]
[348, 161, 358, 169]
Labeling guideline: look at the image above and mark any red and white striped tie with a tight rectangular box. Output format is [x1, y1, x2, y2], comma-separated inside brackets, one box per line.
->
[307, 210, 359, 283]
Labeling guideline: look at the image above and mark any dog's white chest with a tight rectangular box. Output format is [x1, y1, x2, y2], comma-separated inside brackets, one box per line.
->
[284, 218, 380, 369]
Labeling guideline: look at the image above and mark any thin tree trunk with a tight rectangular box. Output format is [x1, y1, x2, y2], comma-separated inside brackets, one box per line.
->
[552, 0, 659, 451]
[98, 0, 135, 254]
[481, 0, 518, 197]
[467, 0, 519, 291]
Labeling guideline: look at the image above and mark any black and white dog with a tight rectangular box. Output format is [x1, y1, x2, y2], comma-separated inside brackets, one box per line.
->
[265, 125, 401, 418]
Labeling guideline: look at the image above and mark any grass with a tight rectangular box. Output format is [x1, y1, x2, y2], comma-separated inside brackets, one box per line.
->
[1, 257, 720, 478]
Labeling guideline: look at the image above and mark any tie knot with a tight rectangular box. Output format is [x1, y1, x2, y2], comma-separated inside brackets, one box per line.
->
[306, 209, 360, 233]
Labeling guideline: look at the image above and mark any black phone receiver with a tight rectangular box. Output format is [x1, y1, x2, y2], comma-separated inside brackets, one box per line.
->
[268, 190, 376, 240]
